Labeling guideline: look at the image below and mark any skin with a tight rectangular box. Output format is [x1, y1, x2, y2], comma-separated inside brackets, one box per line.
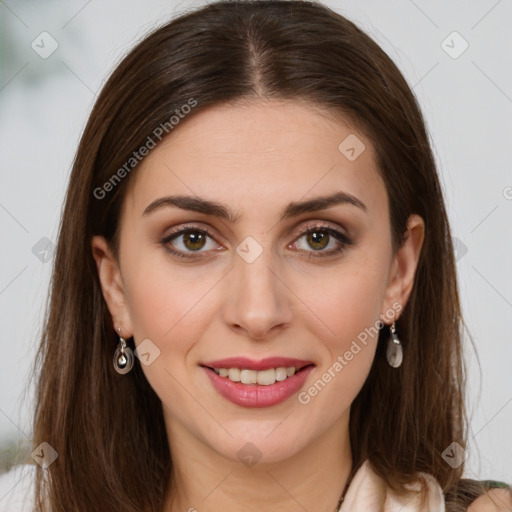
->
[92, 99, 424, 512]
[469, 489, 512, 512]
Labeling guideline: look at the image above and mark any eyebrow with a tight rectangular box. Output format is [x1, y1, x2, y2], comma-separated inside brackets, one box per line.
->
[142, 191, 367, 222]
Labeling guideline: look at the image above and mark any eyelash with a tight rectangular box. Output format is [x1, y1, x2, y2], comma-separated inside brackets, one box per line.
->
[159, 222, 352, 260]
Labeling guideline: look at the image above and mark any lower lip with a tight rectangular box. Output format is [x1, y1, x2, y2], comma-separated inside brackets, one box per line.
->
[201, 365, 315, 408]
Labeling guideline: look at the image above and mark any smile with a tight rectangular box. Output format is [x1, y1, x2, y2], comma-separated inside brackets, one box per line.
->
[210, 366, 300, 385]
[201, 363, 315, 408]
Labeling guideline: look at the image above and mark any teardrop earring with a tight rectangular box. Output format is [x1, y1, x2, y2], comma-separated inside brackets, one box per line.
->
[386, 321, 403, 368]
[113, 327, 134, 374]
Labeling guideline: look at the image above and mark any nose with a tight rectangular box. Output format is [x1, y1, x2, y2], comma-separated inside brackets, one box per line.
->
[221, 243, 293, 341]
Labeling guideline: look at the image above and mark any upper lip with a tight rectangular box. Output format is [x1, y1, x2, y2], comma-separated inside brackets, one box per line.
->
[201, 357, 315, 371]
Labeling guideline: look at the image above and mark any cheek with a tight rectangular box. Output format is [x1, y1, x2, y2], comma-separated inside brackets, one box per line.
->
[122, 248, 222, 350]
[120, 254, 222, 407]
[294, 270, 384, 414]
[291, 251, 388, 401]
[297, 259, 387, 347]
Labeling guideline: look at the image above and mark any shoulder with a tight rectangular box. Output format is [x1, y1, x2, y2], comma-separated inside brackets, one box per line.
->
[0, 463, 37, 512]
[468, 487, 512, 512]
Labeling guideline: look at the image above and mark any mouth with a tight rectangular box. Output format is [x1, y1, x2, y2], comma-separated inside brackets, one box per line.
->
[200, 363, 315, 386]
[200, 360, 316, 408]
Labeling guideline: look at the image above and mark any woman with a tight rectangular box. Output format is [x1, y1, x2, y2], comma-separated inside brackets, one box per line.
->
[1, 1, 510, 511]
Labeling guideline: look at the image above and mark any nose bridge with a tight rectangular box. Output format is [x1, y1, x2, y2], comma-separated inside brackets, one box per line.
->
[223, 235, 292, 338]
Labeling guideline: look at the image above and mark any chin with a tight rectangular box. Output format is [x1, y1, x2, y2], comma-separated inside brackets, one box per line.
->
[211, 426, 311, 467]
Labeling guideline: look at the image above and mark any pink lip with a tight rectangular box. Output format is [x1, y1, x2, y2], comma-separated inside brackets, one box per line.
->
[201, 364, 315, 408]
[201, 356, 314, 371]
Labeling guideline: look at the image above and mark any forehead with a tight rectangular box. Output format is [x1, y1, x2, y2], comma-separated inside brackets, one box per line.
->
[122, 99, 387, 222]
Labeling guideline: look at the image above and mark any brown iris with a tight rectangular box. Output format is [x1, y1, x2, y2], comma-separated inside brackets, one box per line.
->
[306, 231, 329, 250]
[183, 231, 207, 251]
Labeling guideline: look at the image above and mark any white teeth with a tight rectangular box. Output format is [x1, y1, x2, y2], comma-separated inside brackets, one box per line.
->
[212, 366, 298, 385]
[256, 369, 275, 386]
[275, 367, 288, 381]
[227, 368, 241, 381]
[240, 369, 257, 384]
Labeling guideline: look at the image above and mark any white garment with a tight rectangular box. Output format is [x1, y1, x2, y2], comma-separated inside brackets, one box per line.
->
[339, 459, 445, 512]
[0, 459, 445, 512]
[0, 464, 35, 512]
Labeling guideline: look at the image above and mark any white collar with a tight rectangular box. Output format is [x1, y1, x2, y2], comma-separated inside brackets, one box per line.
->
[338, 459, 445, 512]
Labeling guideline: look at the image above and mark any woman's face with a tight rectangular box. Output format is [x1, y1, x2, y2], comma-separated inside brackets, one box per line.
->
[93, 99, 423, 465]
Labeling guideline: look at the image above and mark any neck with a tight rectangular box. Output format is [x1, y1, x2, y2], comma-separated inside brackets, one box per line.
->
[163, 410, 352, 512]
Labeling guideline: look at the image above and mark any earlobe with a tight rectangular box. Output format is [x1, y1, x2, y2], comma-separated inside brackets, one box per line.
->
[381, 214, 425, 320]
[91, 235, 133, 335]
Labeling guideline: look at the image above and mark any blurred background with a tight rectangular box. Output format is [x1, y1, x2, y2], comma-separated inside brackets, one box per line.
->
[0, 0, 511, 485]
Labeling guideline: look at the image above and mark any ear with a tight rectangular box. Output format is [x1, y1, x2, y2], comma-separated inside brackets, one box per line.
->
[91, 235, 133, 336]
[380, 214, 425, 322]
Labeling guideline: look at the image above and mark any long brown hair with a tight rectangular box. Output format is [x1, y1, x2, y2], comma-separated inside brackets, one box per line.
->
[31, 1, 476, 510]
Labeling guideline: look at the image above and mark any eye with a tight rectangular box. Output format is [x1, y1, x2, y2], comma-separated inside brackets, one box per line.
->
[292, 223, 352, 258]
[159, 222, 352, 260]
[159, 225, 222, 259]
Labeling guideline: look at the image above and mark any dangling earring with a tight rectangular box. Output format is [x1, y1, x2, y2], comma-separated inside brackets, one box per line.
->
[386, 321, 403, 368]
[113, 327, 134, 374]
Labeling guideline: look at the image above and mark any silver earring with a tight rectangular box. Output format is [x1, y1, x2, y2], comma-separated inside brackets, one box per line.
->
[113, 327, 134, 374]
[386, 321, 403, 368]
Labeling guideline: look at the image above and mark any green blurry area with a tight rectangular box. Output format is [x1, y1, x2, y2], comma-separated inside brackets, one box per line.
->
[0, 437, 31, 474]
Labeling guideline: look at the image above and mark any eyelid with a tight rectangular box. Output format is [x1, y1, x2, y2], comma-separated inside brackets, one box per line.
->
[295, 220, 349, 237]
[165, 223, 213, 237]
[163, 220, 348, 240]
